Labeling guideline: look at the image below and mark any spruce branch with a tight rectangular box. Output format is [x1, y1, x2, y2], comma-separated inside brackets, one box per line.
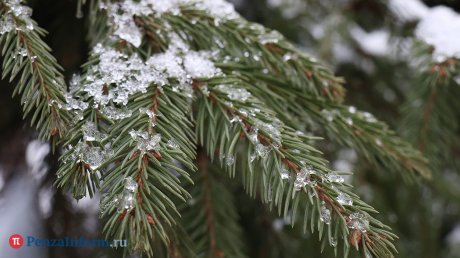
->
[401, 42, 460, 170]
[215, 65, 431, 180]
[194, 76, 397, 257]
[0, 1, 71, 141]
[138, 11, 346, 102]
[180, 152, 249, 258]
[136, 6, 430, 181]
[55, 41, 198, 257]
[5, 0, 437, 257]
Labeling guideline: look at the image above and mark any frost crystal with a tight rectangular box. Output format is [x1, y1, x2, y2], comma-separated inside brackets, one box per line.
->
[330, 237, 337, 247]
[83, 122, 106, 142]
[320, 202, 331, 225]
[325, 172, 345, 184]
[101, 106, 133, 120]
[103, 0, 239, 45]
[321, 109, 338, 122]
[294, 166, 314, 191]
[216, 85, 251, 102]
[139, 107, 156, 119]
[2, 1, 34, 33]
[255, 143, 270, 158]
[118, 176, 138, 213]
[0, 15, 15, 35]
[348, 212, 369, 232]
[336, 192, 353, 206]
[225, 155, 235, 166]
[345, 117, 353, 126]
[229, 115, 242, 124]
[259, 30, 283, 44]
[359, 112, 377, 123]
[64, 93, 88, 111]
[18, 47, 28, 57]
[124, 176, 138, 193]
[78, 144, 105, 170]
[280, 168, 290, 180]
[106, 2, 145, 47]
[69, 73, 81, 92]
[255, 119, 282, 144]
[167, 138, 179, 149]
[129, 129, 162, 152]
[183, 52, 220, 78]
[348, 106, 357, 114]
[194, 0, 239, 20]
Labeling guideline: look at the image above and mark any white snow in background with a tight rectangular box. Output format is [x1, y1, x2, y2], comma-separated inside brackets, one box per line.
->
[0, 167, 4, 192]
[332, 42, 355, 63]
[38, 185, 54, 219]
[266, 0, 306, 18]
[447, 225, 460, 248]
[389, 0, 429, 21]
[272, 218, 285, 231]
[350, 26, 390, 56]
[0, 176, 3, 192]
[26, 140, 50, 181]
[333, 149, 357, 183]
[390, 0, 460, 61]
[0, 170, 47, 258]
[68, 193, 101, 232]
[415, 6, 460, 60]
[69, 193, 100, 213]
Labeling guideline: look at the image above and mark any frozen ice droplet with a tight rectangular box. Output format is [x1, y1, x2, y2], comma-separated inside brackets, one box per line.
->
[167, 138, 179, 149]
[348, 106, 357, 114]
[139, 107, 156, 119]
[225, 155, 235, 166]
[345, 117, 353, 126]
[114, 19, 142, 47]
[101, 106, 132, 120]
[0, 15, 15, 35]
[336, 192, 353, 206]
[348, 212, 369, 232]
[258, 30, 283, 44]
[121, 193, 135, 211]
[326, 172, 344, 184]
[280, 168, 290, 180]
[216, 84, 251, 102]
[321, 109, 337, 122]
[18, 47, 28, 57]
[454, 75, 460, 86]
[320, 202, 331, 225]
[183, 51, 220, 78]
[81, 145, 104, 170]
[124, 176, 138, 193]
[330, 237, 337, 247]
[129, 129, 162, 152]
[229, 115, 242, 124]
[294, 178, 306, 191]
[250, 153, 257, 163]
[361, 112, 377, 123]
[82, 121, 105, 142]
[255, 143, 270, 158]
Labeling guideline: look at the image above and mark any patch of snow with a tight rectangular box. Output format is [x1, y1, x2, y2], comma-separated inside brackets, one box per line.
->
[415, 6, 460, 61]
[389, 0, 429, 21]
[390, 0, 460, 61]
[26, 140, 50, 181]
[350, 26, 390, 56]
[38, 185, 54, 219]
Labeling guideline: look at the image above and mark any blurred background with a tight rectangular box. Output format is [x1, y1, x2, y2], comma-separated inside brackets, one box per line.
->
[1, 0, 459, 257]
